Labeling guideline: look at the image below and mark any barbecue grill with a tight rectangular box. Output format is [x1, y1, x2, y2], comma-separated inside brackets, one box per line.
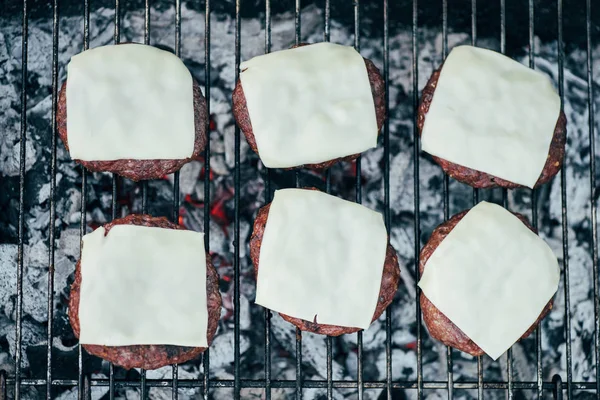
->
[0, 0, 598, 399]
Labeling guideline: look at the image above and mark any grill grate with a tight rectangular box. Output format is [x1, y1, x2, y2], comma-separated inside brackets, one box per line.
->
[1, 0, 598, 399]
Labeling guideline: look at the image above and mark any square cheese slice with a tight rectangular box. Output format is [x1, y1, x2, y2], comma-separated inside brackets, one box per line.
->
[418, 202, 560, 360]
[66, 43, 195, 161]
[78, 225, 208, 347]
[239, 42, 378, 168]
[421, 45, 561, 188]
[255, 189, 388, 330]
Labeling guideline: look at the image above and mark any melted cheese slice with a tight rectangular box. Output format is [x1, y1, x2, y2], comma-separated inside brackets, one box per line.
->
[418, 202, 560, 359]
[239, 43, 378, 168]
[78, 225, 208, 347]
[255, 189, 388, 330]
[66, 44, 195, 161]
[421, 45, 561, 188]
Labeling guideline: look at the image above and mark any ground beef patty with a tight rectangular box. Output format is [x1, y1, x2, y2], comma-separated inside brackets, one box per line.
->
[232, 44, 386, 170]
[57, 79, 208, 182]
[68, 214, 221, 370]
[420, 210, 553, 356]
[249, 193, 400, 336]
[417, 66, 567, 189]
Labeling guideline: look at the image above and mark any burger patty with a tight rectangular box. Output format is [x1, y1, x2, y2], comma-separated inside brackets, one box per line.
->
[68, 214, 221, 370]
[249, 193, 401, 336]
[57, 80, 208, 182]
[232, 44, 386, 170]
[417, 66, 567, 189]
[419, 210, 553, 356]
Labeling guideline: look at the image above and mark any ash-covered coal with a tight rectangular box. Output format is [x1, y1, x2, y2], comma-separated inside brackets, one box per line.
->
[0, 2, 598, 400]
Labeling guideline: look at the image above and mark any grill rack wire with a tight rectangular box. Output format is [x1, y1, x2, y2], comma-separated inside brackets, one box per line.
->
[0, 0, 598, 399]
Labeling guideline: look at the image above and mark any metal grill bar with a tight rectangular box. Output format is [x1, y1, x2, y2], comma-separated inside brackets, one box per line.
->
[261, 1, 272, 399]
[412, 1, 423, 399]
[324, 0, 330, 41]
[528, 1, 537, 219]
[497, 1, 514, 398]
[321, 1, 334, 397]
[172, 359, 178, 400]
[326, 337, 332, 400]
[14, 1, 28, 399]
[441, 7, 448, 208]
[264, 305, 271, 400]
[114, 0, 120, 42]
[140, 0, 150, 213]
[293, 3, 303, 399]
[468, 3, 485, 399]
[82, 375, 89, 400]
[174, 0, 181, 56]
[471, 0, 479, 210]
[553, 375, 563, 399]
[140, 3, 151, 396]
[352, 2, 365, 399]
[107, 2, 122, 399]
[556, 1, 572, 399]
[321, 3, 334, 399]
[77, 2, 90, 399]
[141, 182, 148, 212]
[233, 0, 242, 398]
[295, 328, 302, 400]
[46, 0, 59, 398]
[439, 1, 454, 399]
[471, 0, 477, 46]
[257, 2, 273, 400]
[383, 0, 392, 397]
[7, 377, 600, 390]
[144, 0, 150, 44]
[295, 0, 301, 44]
[526, 2, 545, 400]
[476, 356, 483, 399]
[0, 371, 5, 399]
[586, 0, 600, 396]
[171, 1, 183, 398]
[499, 0, 505, 53]
[202, 0, 212, 399]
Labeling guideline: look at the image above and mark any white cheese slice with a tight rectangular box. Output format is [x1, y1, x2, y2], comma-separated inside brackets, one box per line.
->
[255, 189, 388, 330]
[66, 43, 195, 161]
[421, 45, 561, 188]
[239, 42, 378, 168]
[418, 201, 560, 360]
[78, 225, 208, 347]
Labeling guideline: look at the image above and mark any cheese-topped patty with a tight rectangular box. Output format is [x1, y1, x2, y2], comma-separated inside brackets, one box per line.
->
[418, 202, 560, 360]
[78, 224, 208, 347]
[254, 189, 388, 330]
[239, 43, 378, 168]
[420, 45, 561, 188]
[66, 44, 195, 161]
